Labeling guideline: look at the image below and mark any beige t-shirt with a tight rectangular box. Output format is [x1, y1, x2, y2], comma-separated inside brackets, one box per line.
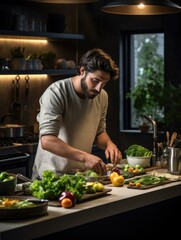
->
[32, 78, 108, 179]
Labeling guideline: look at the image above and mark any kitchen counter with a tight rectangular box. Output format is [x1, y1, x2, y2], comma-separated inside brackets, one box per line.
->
[0, 169, 181, 240]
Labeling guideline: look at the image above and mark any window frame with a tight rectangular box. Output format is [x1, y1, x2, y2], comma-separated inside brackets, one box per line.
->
[119, 29, 165, 131]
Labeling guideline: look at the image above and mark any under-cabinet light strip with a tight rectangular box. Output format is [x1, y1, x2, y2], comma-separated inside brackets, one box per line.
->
[0, 38, 48, 44]
[0, 75, 48, 80]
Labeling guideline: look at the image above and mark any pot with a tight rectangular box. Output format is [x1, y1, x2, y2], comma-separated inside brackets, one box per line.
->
[0, 124, 25, 137]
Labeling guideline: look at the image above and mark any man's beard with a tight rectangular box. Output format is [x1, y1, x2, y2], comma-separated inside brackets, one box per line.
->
[81, 76, 99, 99]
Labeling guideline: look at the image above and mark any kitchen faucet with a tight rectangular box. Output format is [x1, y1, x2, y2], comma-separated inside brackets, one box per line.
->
[143, 115, 158, 166]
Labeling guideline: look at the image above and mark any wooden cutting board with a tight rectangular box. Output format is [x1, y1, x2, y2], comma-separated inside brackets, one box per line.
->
[15, 188, 112, 207]
[127, 179, 179, 190]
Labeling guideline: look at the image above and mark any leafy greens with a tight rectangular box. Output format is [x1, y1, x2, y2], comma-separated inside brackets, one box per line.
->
[29, 170, 86, 200]
[124, 144, 152, 157]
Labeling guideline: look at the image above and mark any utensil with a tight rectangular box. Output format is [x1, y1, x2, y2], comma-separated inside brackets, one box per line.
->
[17, 173, 32, 182]
[13, 75, 21, 123]
[24, 75, 29, 109]
[10, 79, 15, 112]
[169, 132, 177, 147]
[166, 131, 170, 146]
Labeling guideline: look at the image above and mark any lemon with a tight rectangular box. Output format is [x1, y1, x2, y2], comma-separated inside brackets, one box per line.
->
[112, 176, 124, 187]
[110, 172, 119, 182]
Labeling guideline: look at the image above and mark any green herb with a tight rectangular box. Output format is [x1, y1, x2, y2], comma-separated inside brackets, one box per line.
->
[124, 144, 152, 157]
[124, 175, 167, 186]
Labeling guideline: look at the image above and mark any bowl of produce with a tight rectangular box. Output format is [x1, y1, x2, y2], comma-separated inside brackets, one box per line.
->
[126, 156, 151, 168]
[0, 172, 17, 195]
[124, 144, 152, 167]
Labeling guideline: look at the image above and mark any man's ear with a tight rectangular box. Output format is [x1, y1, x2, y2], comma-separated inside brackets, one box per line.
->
[80, 67, 85, 76]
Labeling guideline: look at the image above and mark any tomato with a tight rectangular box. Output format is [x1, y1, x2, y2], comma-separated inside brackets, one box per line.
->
[61, 198, 73, 208]
[135, 182, 141, 187]
[128, 167, 134, 172]
[112, 176, 124, 187]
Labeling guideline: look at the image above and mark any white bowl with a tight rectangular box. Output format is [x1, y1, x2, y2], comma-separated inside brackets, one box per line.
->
[126, 156, 151, 168]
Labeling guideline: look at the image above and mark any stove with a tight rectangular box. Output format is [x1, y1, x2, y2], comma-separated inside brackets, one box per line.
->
[0, 134, 39, 179]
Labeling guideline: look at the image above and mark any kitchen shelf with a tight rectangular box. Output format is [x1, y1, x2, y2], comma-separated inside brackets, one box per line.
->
[0, 30, 84, 76]
[0, 69, 77, 75]
[0, 30, 85, 41]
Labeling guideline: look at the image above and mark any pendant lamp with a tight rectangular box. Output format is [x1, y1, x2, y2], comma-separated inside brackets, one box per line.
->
[101, 0, 181, 15]
[29, 0, 98, 3]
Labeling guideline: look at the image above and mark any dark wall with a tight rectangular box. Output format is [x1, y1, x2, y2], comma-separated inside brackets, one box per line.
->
[77, 1, 181, 150]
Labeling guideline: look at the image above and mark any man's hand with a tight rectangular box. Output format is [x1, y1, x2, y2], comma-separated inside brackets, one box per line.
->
[105, 142, 122, 166]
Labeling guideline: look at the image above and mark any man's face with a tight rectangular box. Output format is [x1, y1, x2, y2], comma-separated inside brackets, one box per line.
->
[80, 70, 110, 99]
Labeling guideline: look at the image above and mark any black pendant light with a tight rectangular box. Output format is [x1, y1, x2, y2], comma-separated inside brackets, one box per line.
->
[101, 0, 181, 15]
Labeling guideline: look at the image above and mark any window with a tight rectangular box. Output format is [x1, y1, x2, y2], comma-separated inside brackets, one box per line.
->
[119, 31, 164, 130]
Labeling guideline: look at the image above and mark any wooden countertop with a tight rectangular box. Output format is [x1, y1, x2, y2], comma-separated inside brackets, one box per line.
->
[0, 169, 181, 240]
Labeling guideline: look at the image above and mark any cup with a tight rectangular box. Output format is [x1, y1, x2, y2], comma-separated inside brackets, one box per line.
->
[167, 147, 181, 174]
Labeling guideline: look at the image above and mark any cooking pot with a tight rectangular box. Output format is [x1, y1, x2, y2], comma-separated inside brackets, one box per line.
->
[0, 124, 25, 137]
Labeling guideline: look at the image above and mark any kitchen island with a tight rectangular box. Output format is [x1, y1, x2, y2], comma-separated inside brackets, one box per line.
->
[0, 170, 181, 240]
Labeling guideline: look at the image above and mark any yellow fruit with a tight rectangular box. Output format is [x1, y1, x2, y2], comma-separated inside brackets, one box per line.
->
[93, 182, 104, 192]
[112, 176, 124, 187]
[110, 172, 119, 182]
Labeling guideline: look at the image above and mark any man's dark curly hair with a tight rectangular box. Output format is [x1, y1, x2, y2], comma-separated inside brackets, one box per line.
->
[77, 48, 119, 81]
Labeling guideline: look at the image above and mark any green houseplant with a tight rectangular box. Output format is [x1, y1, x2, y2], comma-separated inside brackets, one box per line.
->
[126, 34, 164, 129]
[10, 47, 26, 70]
[38, 50, 56, 69]
[158, 82, 181, 129]
[128, 80, 181, 130]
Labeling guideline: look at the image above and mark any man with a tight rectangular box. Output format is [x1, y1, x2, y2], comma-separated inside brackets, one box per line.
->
[32, 48, 122, 180]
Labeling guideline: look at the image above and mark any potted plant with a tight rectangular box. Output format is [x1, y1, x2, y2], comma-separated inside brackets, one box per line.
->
[10, 47, 26, 70]
[38, 50, 56, 69]
[26, 52, 43, 70]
